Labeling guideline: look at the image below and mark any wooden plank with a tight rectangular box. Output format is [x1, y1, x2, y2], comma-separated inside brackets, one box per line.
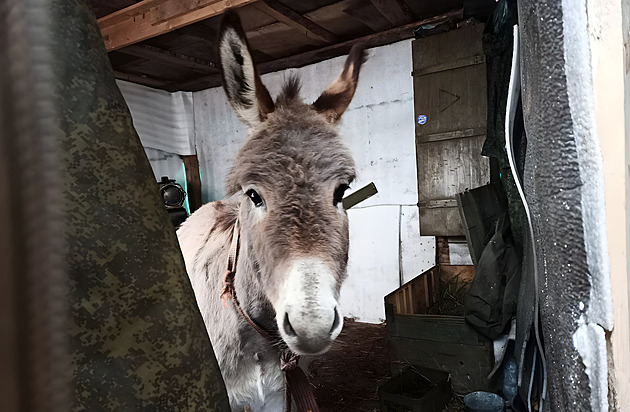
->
[385, 266, 442, 315]
[416, 138, 489, 198]
[98, 0, 258, 52]
[418, 199, 458, 209]
[176, 23, 218, 44]
[387, 314, 488, 345]
[255, 0, 339, 44]
[169, 9, 463, 91]
[420, 128, 487, 143]
[389, 336, 494, 392]
[342, 0, 390, 32]
[150, 0, 219, 25]
[97, 0, 172, 29]
[419, 207, 464, 236]
[117, 44, 218, 72]
[182, 155, 203, 213]
[414, 66, 487, 141]
[370, 0, 414, 26]
[412, 22, 485, 71]
[113, 70, 173, 89]
[440, 265, 475, 283]
[413, 54, 486, 76]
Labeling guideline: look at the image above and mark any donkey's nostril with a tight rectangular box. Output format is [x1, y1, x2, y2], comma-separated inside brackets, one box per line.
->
[330, 307, 341, 335]
[283, 312, 297, 337]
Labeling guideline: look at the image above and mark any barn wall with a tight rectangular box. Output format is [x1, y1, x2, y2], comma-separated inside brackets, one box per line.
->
[116, 79, 193, 192]
[193, 40, 436, 323]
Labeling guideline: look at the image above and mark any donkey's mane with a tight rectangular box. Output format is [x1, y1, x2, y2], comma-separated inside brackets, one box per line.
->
[275, 75, 301, 106]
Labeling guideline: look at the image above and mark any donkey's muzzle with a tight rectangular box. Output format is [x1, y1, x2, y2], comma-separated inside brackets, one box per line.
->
[277, 258, 345, 354]
[281, 306, 343, 354]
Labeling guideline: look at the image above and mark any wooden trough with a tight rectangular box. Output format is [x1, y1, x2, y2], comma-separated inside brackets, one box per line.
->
[384, 266, 495, 394]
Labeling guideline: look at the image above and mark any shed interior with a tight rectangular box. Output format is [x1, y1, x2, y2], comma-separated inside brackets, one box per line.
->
[84, 0, 527, 411]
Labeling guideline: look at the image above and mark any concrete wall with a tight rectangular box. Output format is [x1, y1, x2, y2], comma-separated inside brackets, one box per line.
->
[193, 40, 436, 323]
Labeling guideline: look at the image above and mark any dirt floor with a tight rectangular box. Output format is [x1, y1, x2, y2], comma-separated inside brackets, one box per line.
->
[306, 319, 391, 412]
[306, 319, 465, 412]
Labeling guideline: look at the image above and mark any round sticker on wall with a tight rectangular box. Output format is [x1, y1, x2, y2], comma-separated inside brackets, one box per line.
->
[417, 114, 427, 125]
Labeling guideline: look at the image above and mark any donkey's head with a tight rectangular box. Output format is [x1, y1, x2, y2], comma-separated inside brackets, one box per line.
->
[219, 12, 365, 355]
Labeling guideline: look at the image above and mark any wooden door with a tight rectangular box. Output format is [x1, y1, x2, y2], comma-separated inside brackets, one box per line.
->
[413, 23, 490, 236]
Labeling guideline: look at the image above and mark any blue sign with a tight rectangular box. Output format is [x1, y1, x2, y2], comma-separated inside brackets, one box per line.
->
[417, 114, 427, 125]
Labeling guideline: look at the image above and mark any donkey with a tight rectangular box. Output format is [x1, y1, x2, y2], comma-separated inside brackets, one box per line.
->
[177, 11, 365, 411]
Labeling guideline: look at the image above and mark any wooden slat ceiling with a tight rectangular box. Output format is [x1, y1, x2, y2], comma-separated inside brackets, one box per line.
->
[87, 0, 496, 92]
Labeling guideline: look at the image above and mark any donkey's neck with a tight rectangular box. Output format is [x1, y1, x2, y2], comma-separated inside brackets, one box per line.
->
[233, 234, 278, 335]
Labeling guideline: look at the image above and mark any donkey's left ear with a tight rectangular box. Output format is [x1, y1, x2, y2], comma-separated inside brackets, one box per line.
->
[219, 11, 274, 127]
[313, 44, 367, 123]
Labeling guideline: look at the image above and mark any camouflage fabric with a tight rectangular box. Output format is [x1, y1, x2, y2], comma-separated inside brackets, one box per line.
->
[54, 0, 229, 409]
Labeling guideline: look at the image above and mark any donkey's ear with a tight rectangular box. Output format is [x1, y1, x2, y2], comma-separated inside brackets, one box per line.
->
[313, 44, 367, 123]
[219, 11, 274, 126]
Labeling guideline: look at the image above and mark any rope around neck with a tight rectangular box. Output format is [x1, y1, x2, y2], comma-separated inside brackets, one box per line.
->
[220, 218, 319, 412]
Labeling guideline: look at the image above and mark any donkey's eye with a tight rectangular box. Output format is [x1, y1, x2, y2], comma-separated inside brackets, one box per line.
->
[333, 184, 350, 206]
[246, 189, 264, 207]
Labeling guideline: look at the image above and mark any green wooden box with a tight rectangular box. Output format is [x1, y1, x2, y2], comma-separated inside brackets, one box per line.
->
[384, 267, 495, 394]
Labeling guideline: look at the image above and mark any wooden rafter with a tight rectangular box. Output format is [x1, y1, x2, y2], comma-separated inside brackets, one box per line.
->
[168, 9, 463, 92]
[255, 0, 338, 44]
[98, 0, 258, 52]
[118, 44, 218, 72]
[113, 70, 173, 89]
[98, 0, 171, 28]
[176, 24, 218, 44]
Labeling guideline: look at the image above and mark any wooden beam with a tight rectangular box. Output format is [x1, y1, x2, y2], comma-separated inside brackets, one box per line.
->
[255, 0, 338, 44]
[98, 0, 258, 52]
[117, 43, 218, 72]
[176, 23, 218, 44]
[98, 0, 171, 28]
[113, 70, 173, 89]
[370, 0, 415, 26]
[182, 155, 203, 213]
[168, 9, 463, 92]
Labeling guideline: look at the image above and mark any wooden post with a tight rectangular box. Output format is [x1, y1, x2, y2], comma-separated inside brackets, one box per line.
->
[182, 155, 202, 213]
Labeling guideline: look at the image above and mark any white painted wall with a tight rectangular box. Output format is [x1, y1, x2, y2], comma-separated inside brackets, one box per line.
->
[193, 40, 436, 323]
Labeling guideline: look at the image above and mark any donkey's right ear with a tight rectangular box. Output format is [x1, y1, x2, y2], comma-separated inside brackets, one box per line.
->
[219, 11, 274, 127]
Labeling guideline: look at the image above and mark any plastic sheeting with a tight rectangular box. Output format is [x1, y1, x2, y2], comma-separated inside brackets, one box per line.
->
[117, 80, 195, 155]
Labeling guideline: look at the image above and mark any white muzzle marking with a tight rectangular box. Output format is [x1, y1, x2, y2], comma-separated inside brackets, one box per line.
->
[276, 258, 343, 355]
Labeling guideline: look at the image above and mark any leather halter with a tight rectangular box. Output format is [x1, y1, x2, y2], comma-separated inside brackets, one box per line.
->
[220, 219, 320, 412]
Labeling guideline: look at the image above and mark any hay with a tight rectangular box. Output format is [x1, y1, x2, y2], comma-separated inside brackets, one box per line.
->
[427, 274, 471, 316]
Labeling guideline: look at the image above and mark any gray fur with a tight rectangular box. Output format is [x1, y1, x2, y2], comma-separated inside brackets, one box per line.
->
[177, 12, 364, 411]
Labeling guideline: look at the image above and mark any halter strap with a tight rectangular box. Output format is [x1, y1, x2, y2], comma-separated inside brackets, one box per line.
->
[219, 218, 320, 412]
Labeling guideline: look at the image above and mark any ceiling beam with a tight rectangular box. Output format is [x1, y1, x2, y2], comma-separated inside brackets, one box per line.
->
[176, 23, 218, 45]
[169, 9, 463, 92]
[370, 0, 415, 26]
[117, 43, 218, 72]
[98, 0, 258, 52]
[113, 70, 173, 89]
[255, 0, 338, 44]
[98, 0, 172, 28]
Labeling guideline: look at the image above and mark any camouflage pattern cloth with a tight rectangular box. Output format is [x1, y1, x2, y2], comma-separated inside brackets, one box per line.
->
[54, 0, 229, 409]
